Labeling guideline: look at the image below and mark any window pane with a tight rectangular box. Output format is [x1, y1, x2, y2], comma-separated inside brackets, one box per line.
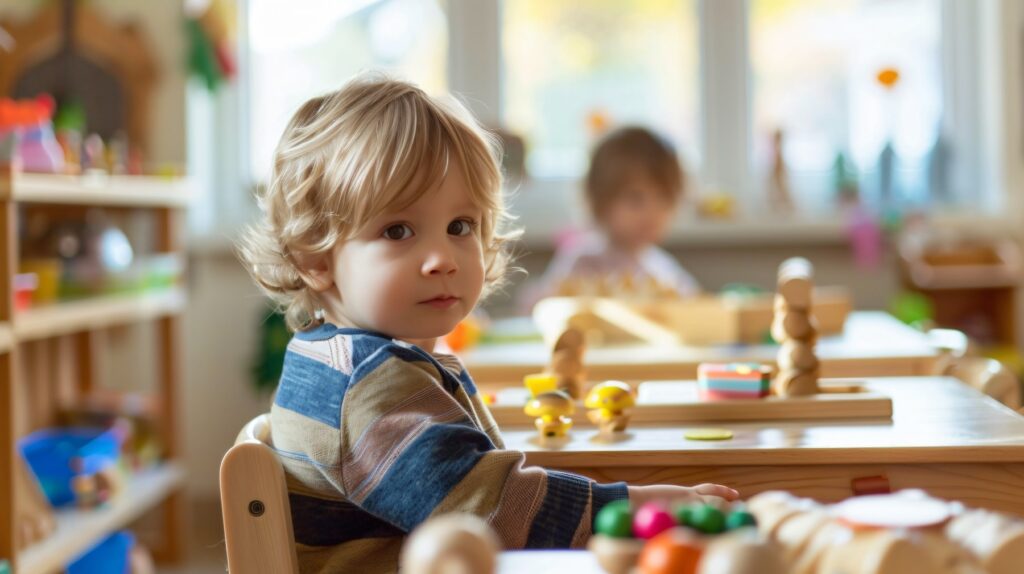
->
[750, 0, 943, 212]
[502, 0, 700, 179]
[248, 0, 448, 181]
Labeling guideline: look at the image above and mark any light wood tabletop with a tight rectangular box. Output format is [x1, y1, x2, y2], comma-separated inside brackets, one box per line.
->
[499, 376, 1024, 516]
[461, 311, 939, 386]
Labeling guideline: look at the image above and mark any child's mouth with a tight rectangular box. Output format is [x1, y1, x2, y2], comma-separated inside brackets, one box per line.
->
[421, 296, 459, 309]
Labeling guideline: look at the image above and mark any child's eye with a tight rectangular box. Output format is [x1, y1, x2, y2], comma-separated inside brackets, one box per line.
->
[447, 218, 477, 237]
[383, 224, 414, 241]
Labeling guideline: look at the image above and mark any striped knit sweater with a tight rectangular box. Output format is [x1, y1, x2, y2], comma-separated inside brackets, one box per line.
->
[269, 324, 629, 573]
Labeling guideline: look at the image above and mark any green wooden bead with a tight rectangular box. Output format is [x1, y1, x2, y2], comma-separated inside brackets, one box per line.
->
[688, 504, 726, 534]
[725, 510, 758, 530]
[673, 504, 695, 527]
[595, 500, 634, 538]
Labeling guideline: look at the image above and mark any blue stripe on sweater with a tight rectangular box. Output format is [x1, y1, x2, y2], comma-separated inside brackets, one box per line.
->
[274, 352, 348, 429]
[359, 423, 492, 531]
[525, 470, 592, 548]
[289, 492, 404, 546]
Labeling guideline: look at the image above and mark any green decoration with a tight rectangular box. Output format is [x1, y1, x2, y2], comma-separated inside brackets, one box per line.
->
[594, 500, 633, 538]
[889, 291, 934, 328]
[251, 311, 291, 395]
[186, 18, 223, 91]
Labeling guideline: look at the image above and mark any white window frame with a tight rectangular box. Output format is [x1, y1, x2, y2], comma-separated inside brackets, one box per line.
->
[192, 0, 1018, 250]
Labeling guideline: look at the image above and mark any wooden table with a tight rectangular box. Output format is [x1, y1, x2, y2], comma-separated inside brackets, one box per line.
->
[461, 311, 939, 387]
[499, 376, 1024, 516]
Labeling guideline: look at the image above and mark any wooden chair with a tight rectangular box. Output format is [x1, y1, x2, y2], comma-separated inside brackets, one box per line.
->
[219, 414, 299, 574]
[930, 328, 1022, 410]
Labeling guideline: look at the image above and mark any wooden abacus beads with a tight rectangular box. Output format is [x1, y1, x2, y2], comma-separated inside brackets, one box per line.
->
[945, 508, 1024, 574]
[400, 513, 499, 574]
[772, 258, 820, 397]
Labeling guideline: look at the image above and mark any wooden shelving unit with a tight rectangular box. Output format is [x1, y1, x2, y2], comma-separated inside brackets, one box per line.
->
[0, 166, 191, 572]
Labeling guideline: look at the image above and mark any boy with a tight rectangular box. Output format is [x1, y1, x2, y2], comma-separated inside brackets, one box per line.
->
[238, 76, 737, 573]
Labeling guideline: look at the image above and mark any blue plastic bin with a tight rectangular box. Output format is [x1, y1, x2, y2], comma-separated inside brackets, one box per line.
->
[18, 427, 122, 507]
[67, 530, 134, 574]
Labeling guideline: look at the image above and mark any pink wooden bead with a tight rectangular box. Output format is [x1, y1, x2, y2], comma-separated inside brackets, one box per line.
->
[632, 503, 675, 539]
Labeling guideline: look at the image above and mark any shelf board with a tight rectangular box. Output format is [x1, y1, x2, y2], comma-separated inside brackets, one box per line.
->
[3, 172, 192, 208]
[18, 462, 186, 574]
[14, 288, 187, 341]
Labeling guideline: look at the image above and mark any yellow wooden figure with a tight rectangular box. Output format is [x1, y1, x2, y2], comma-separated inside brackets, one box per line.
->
[524, 391, 575, 438]
[585, 380, 635, 434]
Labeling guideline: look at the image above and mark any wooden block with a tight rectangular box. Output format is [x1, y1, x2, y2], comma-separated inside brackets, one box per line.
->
[945, 509, 1024, 574]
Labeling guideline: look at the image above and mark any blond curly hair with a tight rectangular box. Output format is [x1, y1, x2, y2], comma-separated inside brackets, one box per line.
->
[238, 75, 518, 331]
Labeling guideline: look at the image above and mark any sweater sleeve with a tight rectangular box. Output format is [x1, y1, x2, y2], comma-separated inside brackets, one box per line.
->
[338, 344, 628, 549]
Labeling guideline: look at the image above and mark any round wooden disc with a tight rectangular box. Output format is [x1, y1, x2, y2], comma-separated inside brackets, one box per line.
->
[833, 494, 953, 530]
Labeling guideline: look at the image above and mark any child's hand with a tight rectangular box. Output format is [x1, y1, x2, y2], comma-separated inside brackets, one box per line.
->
[628, 483, 739, 507]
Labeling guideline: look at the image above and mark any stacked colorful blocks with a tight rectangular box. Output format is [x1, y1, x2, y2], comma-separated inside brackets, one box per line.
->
[697, 363, 771, 401]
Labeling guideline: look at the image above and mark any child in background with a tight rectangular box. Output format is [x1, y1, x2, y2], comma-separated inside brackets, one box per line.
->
[522, 126, 699, 309]
[238, 76, 737, 573]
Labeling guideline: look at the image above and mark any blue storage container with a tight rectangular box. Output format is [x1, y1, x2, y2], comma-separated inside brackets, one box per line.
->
[18, 427, 122, 507]
[67, 531, 134, 574]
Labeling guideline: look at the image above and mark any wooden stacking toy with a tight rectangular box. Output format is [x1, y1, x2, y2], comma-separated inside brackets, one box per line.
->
[585, 380, 636, 435]
[523, 390, 575, 439]
[697, 363, 771, 401]
[549, 327, 587, 399]
[772, 258, 821, 397]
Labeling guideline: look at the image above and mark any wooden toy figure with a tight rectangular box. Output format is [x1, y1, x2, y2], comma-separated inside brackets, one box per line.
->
[548, 327, 586, 398]
[771, 258, 820, 397]
[767, 128, 794, 214]
[400, 513, 499, 574]
[585, 380, 635, 434]
[524, 390, 575, 438]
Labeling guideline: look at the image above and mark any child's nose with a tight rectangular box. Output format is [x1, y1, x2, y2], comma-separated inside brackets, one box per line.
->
[422, 245, 458, 276]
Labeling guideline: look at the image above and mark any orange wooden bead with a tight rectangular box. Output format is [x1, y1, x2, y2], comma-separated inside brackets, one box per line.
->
[637, 527, 703, 574]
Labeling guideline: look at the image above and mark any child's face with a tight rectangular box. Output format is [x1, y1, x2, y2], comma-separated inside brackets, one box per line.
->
[314, 161, 485, 349]
[600, 173, 676, 250]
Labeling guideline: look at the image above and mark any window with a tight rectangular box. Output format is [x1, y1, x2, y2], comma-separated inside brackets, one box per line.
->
[247, 0, 448, 181]
[750, 0, 945, 214]
[501, 0, 700, 179]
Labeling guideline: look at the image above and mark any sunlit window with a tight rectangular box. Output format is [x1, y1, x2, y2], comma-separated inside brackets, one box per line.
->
[248, 0, 448, 181]
[750, 0, 943, 212]
[502, 0, 700, 179]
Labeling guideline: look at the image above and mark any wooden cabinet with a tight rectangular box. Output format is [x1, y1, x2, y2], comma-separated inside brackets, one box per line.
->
[0, 168, 189, 573]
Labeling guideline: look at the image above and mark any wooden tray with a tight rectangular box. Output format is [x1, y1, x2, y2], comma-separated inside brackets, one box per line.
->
[487, 380, 892, 428]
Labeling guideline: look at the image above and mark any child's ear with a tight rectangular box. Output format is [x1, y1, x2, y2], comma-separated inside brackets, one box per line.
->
[296, 253, 334, 292]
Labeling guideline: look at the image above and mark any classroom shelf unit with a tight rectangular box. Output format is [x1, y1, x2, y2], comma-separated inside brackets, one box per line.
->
[0, 169, 191, 573]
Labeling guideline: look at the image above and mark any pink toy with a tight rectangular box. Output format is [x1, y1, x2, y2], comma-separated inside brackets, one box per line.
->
[0, 95, 65, 173]
[632, 503, 675, 540]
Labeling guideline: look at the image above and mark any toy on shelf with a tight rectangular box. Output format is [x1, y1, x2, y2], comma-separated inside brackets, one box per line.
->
[585, 381, 635, 435]
[747, 489, 1024, 574]
[698, 363, 771, 401]
[523, 390, 575, 439]
[772, 258, 820, 397]
[14, 454, 55, 551]
[532, 287, 851, 348]
[549, 327, 586, 398]
[0, 95, 65, 173]
[400, 513, 498, 574]
[588, 497, 774, 574]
